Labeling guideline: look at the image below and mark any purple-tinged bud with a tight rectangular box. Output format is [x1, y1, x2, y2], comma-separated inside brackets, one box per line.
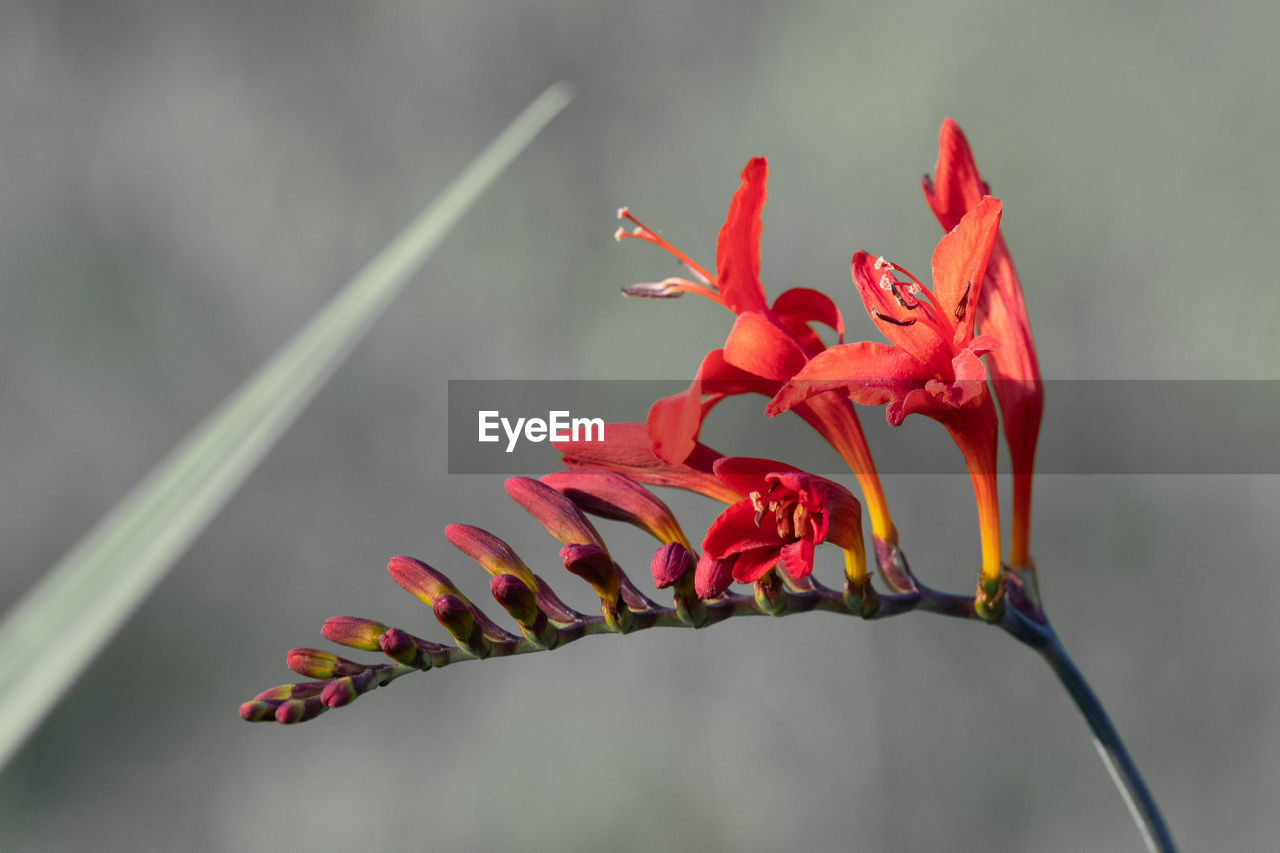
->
[240, 700, 276, 722]
[695, 552, 736, 599]
[321, 677, 359, 708]
[321, 616, 389, 651]
[505, 477, 607, 550]
[286, 648, 367, 679]
[651, 542, 705, 625]
[275, 696, 326, 724]
[378, 628, 451, 669]
[492, 574, 559, 648]
[490, 574, 540, 625]
[445, 524, 538, 588]
[560, 543, 621, 603]
[650, 542, 695, 589]
[387, 555, 462, 605]
[433, 594, 491, 657]
[541, 470, 692, 548]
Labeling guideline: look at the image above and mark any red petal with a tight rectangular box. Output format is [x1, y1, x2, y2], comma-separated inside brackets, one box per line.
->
[922, 118, 989, 233]
[711, 456, 802, 497]
[715, 158, 771, 315]
[766, 341, 927, 417]
[772, 287, 844, 353]
[930, 197, 1002, 345]
[722, 312, 808, 380]
[780, 538, 815, 580]
[647, 348, 771, 465]
[729, 546, 783, 584]
[702, 500, 783, 557]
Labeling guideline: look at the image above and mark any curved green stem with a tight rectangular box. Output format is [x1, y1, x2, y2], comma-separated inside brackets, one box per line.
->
[1000, 603, 1177, 853]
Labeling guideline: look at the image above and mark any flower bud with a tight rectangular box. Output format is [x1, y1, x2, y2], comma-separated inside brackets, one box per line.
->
[378, 627, 447, 670]
[286, 648, 367, 679]
[560, 543, 621, 604]
[274, 696, 326, 724]
[445, 524, 538, 588]
[540, 469, 691, 548]
[321, 616, 389, 651]
[650, 542, 694, 589]
[505, 477, 607, 550]
[321, 677, 359, 708]
[387, 555, 463, 605]
[433, 594, 491, 657]
[491, 574, 558, 648]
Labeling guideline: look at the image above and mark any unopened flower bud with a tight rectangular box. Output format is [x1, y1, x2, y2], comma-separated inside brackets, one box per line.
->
[321, 616, 389, 651]
[387, 555, 463, 605]
[491, 574, 558, 648]
[541, 469, 692, 548]
[505, 477, 607, 550]
[287, 648, 367, 679]
[490, 573, 540, 625]
[321, 677, 359, 708]
[275, 696, 326, 724]
[445, 524, 538, 588]
[560, 543, 621, 603]
[433, 594, 491, 657]
[650, 542, 694, 589]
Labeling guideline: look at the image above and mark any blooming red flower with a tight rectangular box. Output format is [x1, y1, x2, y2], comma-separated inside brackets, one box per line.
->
[767, 197, 1004, 585]
[696, 457, 863, 598]
[618, 158, 892, 545]
[924, 119, 1043, 568]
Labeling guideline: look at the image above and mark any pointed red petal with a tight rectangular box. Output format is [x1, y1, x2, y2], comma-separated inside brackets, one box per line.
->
[715, 158, 770, 315]
[930, 197, 1002, 345]
[922, 118, 989, 232]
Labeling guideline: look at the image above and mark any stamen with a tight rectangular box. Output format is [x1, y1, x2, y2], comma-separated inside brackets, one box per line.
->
[871, 309, 917, 327]
[878, 273, 894, 292]
[749, 491, 766, 527]
[874, 256, 892, 271]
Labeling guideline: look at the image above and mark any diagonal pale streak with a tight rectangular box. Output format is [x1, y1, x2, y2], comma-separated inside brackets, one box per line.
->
[0, 82, 574, 772]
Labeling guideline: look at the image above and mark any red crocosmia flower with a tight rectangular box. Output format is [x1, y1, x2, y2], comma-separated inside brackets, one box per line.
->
[696, 457, 863, 599]
[618, 158, 892, 545]
[768, 197, 1004, 587]
[923, 118, 1043, 569]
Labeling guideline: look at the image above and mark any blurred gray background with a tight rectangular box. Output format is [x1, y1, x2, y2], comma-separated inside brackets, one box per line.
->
[1, 1, 1276, 850]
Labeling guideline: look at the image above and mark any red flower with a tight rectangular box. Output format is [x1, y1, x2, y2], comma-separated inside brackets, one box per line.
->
[696, 457, 863, 598]
[618, 159, 892, 546]
[768, 198, 1004, 586]
[924, 119, 1043, 568]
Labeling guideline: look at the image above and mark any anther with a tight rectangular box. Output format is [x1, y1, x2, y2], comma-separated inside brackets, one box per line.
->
[871, 309, 917, 327]
[954, 280, 971, 321]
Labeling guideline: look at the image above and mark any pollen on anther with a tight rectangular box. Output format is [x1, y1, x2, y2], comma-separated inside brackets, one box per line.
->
[874, 256, 891, 271]
[878, 273, 894, 291]
[617, 207, 630, 219]
[614, 227, 627, 241]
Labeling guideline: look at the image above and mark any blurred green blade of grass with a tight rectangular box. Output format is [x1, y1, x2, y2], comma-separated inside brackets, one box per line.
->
[0, 81, 574, 773]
